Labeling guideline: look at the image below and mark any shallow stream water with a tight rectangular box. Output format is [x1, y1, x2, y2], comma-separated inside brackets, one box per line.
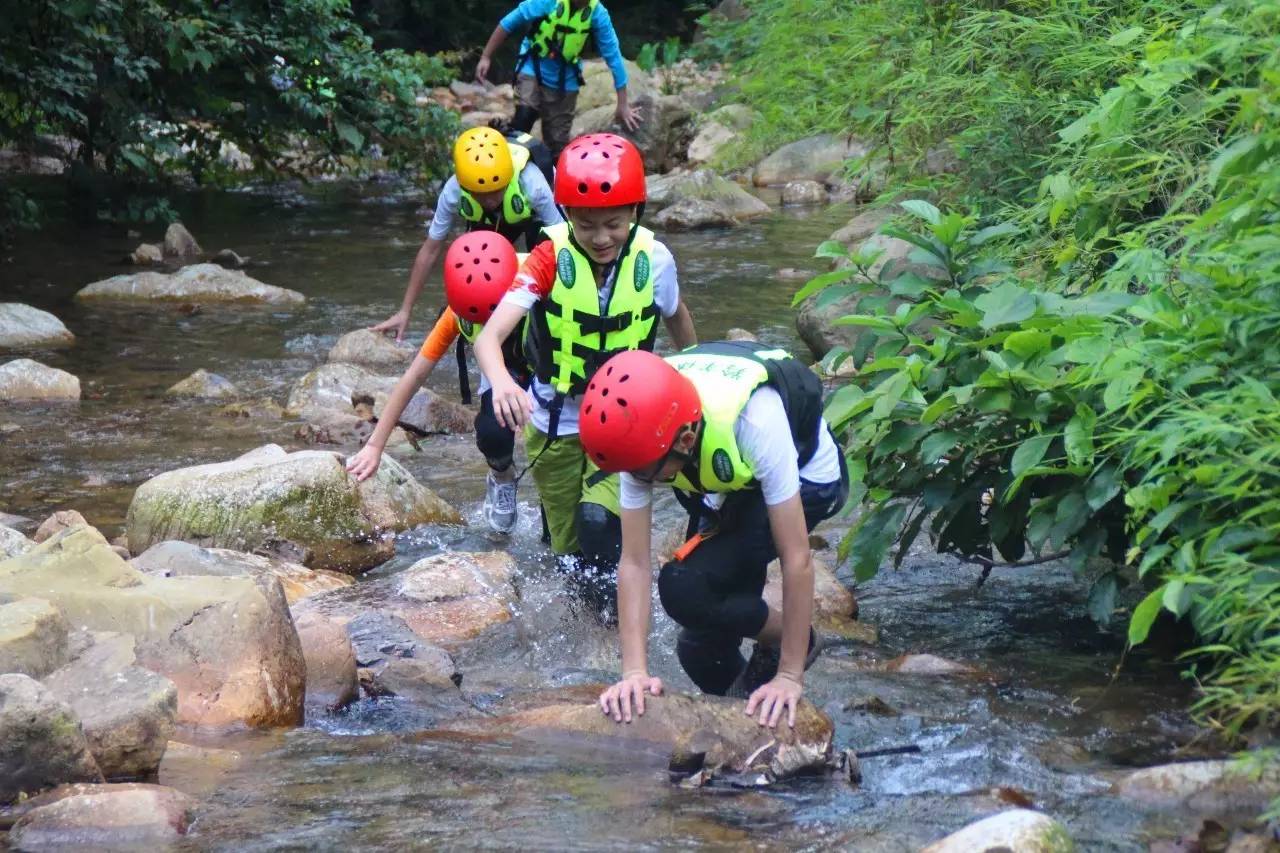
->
[1, 179, 1218, 850]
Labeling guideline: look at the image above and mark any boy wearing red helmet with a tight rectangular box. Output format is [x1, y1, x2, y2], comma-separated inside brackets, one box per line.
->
[474, 133, 696, 618]
[348, 231, 532, 534]
[578, 343, 849, 729]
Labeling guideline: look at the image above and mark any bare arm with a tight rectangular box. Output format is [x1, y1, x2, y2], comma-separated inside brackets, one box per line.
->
[474, 25, 510, 83]
[346, 353, 438, 481]
[474, 300, 534, 429]
[372, 237, 445, 342]
[600, 503, 663, 722]
[662, 299, 697, 351]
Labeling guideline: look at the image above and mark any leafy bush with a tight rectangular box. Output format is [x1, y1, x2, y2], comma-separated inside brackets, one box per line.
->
[0, 0, 457, 221]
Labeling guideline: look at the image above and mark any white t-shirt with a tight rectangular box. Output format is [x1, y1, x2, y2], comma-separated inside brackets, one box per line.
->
[426, 165, 562, 241]
[620, 386, 841, 510]
[500, 240, 681, 436]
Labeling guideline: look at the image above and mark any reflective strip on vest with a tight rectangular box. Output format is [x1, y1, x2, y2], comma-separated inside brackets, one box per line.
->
[458, 145, 533, 227]
[666, 346, 803, 494]
[538, 221, 657, 395]
[530, 0, 597, 63]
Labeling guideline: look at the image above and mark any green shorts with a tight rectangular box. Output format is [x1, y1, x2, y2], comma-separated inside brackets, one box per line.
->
[524, 425, 620, 556]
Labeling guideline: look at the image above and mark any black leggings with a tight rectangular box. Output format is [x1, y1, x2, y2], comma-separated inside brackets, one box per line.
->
[475, 390, 515, 471]
[657, 463, 850, 695]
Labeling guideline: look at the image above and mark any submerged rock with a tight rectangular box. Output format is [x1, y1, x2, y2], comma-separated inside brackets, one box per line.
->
[0, 526, 305, 728]
[0, 597, 70, 678]
[922, 809, 1076, 852]
[162, 223, 202, 258]
[1112, 759, 1280, 819]
[293, 551, 516, 652]
[166, 368, 238, 399]
[327, 328, 416, 369]
[345, 611, 460, 703]
[0, 303, 75, 350]
[0, 358, 80, 401]
[883, 653, 975, 676]
[43, 632, 178, 780]
[132, 540, 352, 605]
[77, 263, 304, 306]
[753, 134, 868, 187]
[8, 783, 195, 848]
[781, 180, 829, 206]
[157, 741, 241, 796]
[125, 444, 460, 573]
[287, 362, 471, 437]
[0, 674, 103, 803]
[441, 686, 836, 785]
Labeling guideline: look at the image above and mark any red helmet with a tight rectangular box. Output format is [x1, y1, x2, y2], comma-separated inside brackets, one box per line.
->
[443, 231, 518, 324]
[579, 350, 702, 473]
[554, 133, 646, 208]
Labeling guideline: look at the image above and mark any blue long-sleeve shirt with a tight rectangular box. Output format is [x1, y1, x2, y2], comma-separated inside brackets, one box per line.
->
[499, 0, 628, 92]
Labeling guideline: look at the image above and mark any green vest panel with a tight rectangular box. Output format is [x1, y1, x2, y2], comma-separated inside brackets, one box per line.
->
[530, 0, 598, 63]
[527, 221, 659, 396]
[458, 144, 533, 228]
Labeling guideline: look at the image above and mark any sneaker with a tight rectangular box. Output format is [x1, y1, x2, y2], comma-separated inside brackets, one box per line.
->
[483, 471, 518, 534]
[725, 628, 823, 698]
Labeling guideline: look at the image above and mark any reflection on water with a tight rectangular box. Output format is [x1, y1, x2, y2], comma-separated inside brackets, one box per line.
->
[3, 179, 1209, 850]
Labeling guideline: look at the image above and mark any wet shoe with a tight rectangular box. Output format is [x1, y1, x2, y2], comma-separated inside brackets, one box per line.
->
[483, 471, 518, 534]
[725, 628, 822, 698]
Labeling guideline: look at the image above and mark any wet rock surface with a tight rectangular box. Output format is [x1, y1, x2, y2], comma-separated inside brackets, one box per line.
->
[166, 368, 238, 399]
[327, 328, 416, 369]
[1112, 760, 1280, 819]
[7, 783, 195, 849]
[0, 359, 80, 401]
[0, 597, 70, 678]
[125, 444, 461, 573]
[0, 304, 75, 351]
[132, 540, 353, 604]
[647, 169, 770, 221]
[922, 808, 1076, 852]
[0, 674, 103, 803]
[77, 263, 304, 305]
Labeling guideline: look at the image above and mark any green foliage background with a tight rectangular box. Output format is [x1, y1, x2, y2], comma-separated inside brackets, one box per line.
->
[706, 0, 1279, 803]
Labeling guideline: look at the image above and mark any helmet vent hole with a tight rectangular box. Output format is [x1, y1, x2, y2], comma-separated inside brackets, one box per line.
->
[619, 374, 629, 382]
[489, 302, 498, 310]
[584, 404, 593, 414]
[602, 151, 610, 159]
[606, 366, 613, 376]
[483, 272, 492, 282]
[599, 412, 607, 423]
[601, 181, 612, 193]
[478, 177, 486, 185]
[617, 398, 627, 407]
[578, 181, 588, 194]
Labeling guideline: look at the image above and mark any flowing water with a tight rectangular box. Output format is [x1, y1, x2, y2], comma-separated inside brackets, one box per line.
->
[1, 178, 1219, 850]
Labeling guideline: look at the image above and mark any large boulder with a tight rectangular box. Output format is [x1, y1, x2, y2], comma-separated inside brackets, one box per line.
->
[781, 180, 829, 206]
[292, 608, 359, 713]
[646, 169, 770, 221]
[762, 557, 876, 644]
[571, 94, 695, 174]
[576, 59, 657, 113]
[327, 328, 416, 369]
[1112, 760, 1280, 819]
[287, 362, 472, 437]
[345, 611, 460, 703]
[0, 674, 103, 803]
[687, 104, 759, 166]
[0, 526, 305, 728]
[0, 524, 34, 559]
[922, 809, 1076, 852]
[292, 551, 516, 653]
[0, 304, 75, 351]
[166, 368, 238, 399]
[42, 632, 177, 780]
[33, 510, 90, 544]
[442, 686, 836, 784]
[77, 263, 305, 306]
[652, 199, 739, 231]
[753, 134, 869, 187]
[0, 597, 70, 677]
[125, 444, 461, 573]
[132, 540, 352, 605]
[162, 222, 202, 258]
[0, 358, 80, 401]
[8, 783, 195, 848]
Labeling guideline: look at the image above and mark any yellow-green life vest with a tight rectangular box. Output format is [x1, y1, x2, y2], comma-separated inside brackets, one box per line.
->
[529, 0, 598, 64]
[526, 222, 659, 396]
[458, 144, 533, 228]
[666, 342, 826, 495]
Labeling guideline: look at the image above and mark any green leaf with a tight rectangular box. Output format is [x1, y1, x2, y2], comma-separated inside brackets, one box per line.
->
[1107, 26, 1144, 47]
[1064, 404, 1096, 466]
[850, 502, 909, 582]
[1003, 329, 1051, 359]
[1162, 580, 1192, 617]
[815, 240, 849, 260]
[1207, 134, 1264, 185]
[335, 120, 364, 150]
[823, 384, 869, 428]
[919, 430, 959, 465]
[967, 221, 1020, 247]
[974, 282, 1037, 329]
[1085, 466, 1121, 510]
[1088, 573, 1118, 626]
[1128, 587, 1165, 646]
[1011, 434, 1052, 477]
[792, 268, 853, 305]
[899, 199, 941, 225]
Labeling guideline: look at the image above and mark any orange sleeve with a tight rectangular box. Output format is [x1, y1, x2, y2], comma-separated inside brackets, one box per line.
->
[419, 308, 461, 362]
[510, 240, 557, 300]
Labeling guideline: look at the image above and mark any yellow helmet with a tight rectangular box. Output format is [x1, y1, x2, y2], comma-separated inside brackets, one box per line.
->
[453, 127, 514, 193]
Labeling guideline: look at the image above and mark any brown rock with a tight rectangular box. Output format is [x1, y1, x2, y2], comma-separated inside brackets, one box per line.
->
[129, 243, 163, 266]
[8, 783, 195, 848]
[1112, 760, 1280, 819]
[131, 540, 352, 605]
[763, 557, 874, 643]
[292, 608, 359, 713]
[327, 328, 416, 369]
[442, 686, 835, 784]
[725, 328, 758, 342]
[883, 653, 974, 675]
[33, 509, 90, 544]
[157, 741, 241, 797]
[293, 551, 516, 653]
